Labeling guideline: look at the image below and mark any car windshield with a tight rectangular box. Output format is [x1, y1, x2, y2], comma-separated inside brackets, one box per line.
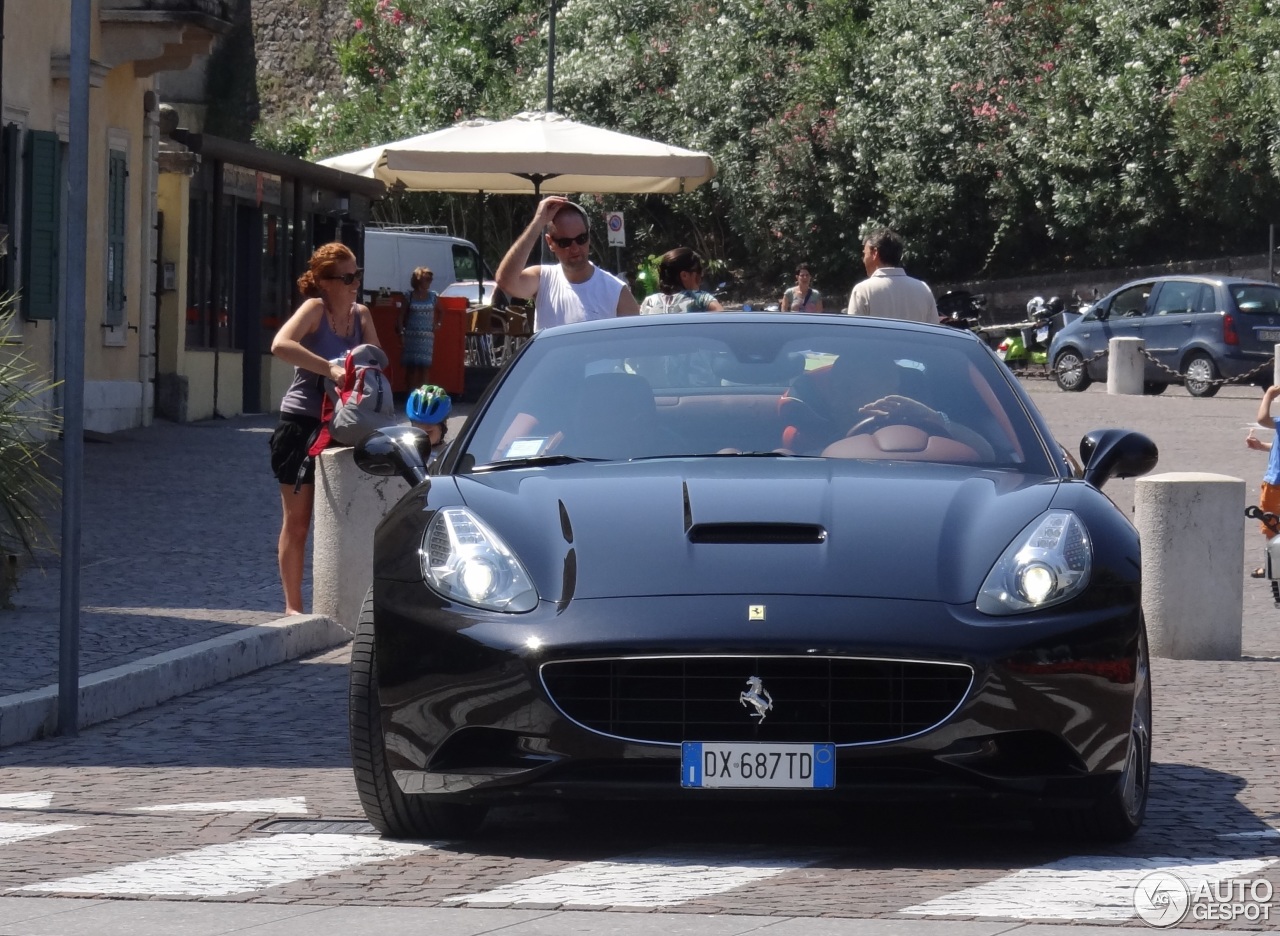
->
[440, 281, 495, 304]
[458, 320, 1052, 473]
[1231, 284, 1280, 316]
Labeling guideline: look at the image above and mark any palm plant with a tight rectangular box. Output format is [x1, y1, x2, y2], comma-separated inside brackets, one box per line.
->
[0, 295, 60, 607]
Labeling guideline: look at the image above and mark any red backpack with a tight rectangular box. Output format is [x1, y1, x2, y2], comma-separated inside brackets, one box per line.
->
[294, 344, 397, 490]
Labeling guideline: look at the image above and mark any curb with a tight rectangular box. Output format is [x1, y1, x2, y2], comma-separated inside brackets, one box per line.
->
[0, 615, 351, 748]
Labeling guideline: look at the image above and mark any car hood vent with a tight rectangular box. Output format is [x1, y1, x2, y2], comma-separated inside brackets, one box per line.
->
[688, 522, 826, 545]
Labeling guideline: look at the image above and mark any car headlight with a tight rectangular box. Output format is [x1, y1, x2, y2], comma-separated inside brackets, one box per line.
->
[421, 507, 538, 612]
[977, 510, 1091, 615]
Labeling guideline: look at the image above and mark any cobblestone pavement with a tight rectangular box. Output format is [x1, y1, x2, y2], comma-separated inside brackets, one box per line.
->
[0, 408, 471, 698]
[0, 644, 1274, 931]
[0, 416, 288, 695]
[0, 378, 1277, 932]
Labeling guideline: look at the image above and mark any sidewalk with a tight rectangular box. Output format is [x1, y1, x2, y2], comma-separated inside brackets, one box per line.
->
[0, 380, 1274, 746]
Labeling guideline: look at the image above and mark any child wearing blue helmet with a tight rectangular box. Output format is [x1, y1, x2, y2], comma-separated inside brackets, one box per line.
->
[408, 384, 452, 448]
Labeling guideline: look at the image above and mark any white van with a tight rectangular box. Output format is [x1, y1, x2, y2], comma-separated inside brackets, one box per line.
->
[361, 225, 483, 298]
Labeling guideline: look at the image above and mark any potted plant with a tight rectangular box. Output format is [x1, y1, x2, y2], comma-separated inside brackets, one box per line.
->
[0, 297, 59, 608]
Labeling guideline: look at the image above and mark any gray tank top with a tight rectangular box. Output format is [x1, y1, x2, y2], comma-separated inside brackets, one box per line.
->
[279, 302, 365, 417]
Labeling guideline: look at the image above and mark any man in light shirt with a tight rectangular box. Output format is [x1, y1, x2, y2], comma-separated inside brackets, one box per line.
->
[496, 196, 640, 331]
[846, 228, 939, 323]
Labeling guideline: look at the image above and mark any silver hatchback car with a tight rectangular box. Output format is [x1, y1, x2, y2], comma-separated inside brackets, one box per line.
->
[1048, 275, 1280, 396]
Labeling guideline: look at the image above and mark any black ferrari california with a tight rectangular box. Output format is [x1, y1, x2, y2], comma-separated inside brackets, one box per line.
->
[350, 313, 1158, 841]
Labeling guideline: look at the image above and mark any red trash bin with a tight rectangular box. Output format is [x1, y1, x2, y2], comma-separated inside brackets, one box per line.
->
[367, 292, 408, 392]
[428, 296, 468, 396]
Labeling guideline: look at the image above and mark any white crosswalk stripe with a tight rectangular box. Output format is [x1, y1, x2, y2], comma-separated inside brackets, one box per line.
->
[129, 796, 308, 814]
[445, 845, 833, 908]
[0, 793, 55, 810]
[14, 833, 429, 897]
[0, 822, 80, 845]
[900, 855, 1277, 921]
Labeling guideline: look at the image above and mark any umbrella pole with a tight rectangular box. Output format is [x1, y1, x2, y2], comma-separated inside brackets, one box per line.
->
[477, 189, 486, 305]
[534, 178, 549, 266]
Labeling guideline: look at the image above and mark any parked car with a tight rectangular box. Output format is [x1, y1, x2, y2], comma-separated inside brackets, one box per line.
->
[1048, 275, 1280, 396]
[439, 278, 503, 308]
[350, 313, 1158, 842]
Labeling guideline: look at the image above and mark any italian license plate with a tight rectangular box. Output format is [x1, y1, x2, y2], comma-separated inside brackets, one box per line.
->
[1259, 329, 1280, 341]
[681, 742, 835, 789]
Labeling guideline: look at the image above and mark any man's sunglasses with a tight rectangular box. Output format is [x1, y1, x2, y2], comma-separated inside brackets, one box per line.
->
[550, 232, 589, 249]
[325, 268, 363, 285]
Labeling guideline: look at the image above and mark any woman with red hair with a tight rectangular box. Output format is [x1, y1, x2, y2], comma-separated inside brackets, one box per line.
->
[268, 242, 381, 615]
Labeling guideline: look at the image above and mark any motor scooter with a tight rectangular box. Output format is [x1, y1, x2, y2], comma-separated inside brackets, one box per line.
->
[994, 295, 1071, 367]
[937, 289, 988, 331]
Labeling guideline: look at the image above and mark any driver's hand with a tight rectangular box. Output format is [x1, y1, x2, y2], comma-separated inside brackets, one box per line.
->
[858, 395, 943, 429]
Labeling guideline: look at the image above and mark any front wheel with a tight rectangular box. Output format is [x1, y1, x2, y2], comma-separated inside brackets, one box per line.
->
[1053, 350, 1091, 392]
[349, 589, 488, 839]
[1183, 353, 1221, 398]
[1035, 628, 1151, 841]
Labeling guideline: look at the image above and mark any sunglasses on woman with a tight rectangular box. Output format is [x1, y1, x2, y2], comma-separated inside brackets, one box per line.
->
[325, 268, 364, 285]
[550, 232, 590, 248]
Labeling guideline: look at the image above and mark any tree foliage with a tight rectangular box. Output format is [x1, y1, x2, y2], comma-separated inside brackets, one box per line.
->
[256, 0, 1280, 294]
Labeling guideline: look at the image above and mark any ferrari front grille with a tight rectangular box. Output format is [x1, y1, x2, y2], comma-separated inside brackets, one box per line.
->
[539, 656, 973, 746]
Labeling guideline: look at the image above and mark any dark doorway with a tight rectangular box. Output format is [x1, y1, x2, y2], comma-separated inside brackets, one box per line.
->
[235, 204, 263, 413]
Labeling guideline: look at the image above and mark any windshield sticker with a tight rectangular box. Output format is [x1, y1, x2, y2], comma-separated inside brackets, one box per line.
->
[505, 437, 549, 459]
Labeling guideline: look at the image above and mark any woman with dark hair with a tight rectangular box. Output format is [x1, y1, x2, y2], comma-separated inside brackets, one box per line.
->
[638, 247, 724, 314]
[781, 263, 823, 312]
[268, 242, 381, 615]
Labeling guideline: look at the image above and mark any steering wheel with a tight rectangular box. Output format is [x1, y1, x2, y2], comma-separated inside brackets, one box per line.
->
[846, 409, 952, 440]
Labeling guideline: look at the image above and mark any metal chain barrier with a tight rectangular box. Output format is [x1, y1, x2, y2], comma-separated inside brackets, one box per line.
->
[1002, 347, 1108, 381]
[998, 342, 1275, 387]
[1136, 348, 1275, 389]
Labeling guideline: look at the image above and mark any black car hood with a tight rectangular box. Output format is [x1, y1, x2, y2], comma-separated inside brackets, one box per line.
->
[455, 460, 1058, 604]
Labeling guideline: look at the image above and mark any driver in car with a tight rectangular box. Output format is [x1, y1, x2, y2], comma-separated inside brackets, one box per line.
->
[783, 349, 994, 460]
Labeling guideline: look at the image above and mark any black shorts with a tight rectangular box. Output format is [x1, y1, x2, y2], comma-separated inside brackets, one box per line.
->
[269, 413, 322, 486]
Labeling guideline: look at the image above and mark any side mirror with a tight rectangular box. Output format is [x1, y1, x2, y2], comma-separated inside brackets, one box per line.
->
[1080, 429, 1158, 488]
[355, 426, 434, 486]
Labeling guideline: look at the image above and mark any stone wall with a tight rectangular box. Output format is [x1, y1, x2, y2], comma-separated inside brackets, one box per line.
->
[251, 0, 351, 126]
[942, 252, 1280, 325]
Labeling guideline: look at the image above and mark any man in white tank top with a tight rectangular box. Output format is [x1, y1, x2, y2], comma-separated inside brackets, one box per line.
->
[496, 197, 640, 331]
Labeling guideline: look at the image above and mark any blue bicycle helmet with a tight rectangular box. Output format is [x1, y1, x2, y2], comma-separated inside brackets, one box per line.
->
[408, 385, 452, 424]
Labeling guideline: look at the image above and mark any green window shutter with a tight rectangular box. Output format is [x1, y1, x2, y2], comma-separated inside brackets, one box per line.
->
[0, 123, 18, 295]
[22, 130, 60, 321]
[105, 150, 127, 326]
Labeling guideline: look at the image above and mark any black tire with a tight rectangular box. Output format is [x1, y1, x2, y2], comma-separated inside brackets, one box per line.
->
[1053, 349, 1091, 392]
[349, 589, 488, 839]
[1143, 381, 1169, 395]
[1182, 352, 1221, 398]
[1035, 628, 1151, 842]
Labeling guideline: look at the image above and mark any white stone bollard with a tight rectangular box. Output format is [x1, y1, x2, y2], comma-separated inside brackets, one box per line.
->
[312, 447, 410, 634]
[1106, 336, 1145, 395]
[1134, 472, 1243, 660]
[1273, 343, 1280, 387]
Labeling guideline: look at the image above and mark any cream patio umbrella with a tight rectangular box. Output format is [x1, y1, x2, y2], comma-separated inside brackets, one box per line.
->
[317, 110, 716, 196]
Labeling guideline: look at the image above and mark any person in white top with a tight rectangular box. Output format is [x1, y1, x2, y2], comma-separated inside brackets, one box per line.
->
[496, 196, 640, 331]
[846, 228, 939, 324]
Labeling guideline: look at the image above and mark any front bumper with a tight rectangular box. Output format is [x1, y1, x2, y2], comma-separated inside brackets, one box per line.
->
[373, 582, 1143, 806]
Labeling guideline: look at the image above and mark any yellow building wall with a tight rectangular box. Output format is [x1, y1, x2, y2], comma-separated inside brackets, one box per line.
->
[155, 172, 189, 377]
[5, 1, 157, 430]
[183, 349, 243, 422]
[265, 356, 292, 414]
[5, 0, 73, 383]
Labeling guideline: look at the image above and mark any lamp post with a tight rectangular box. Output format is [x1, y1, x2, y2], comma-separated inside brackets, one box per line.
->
[547, 0, 556, 113]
